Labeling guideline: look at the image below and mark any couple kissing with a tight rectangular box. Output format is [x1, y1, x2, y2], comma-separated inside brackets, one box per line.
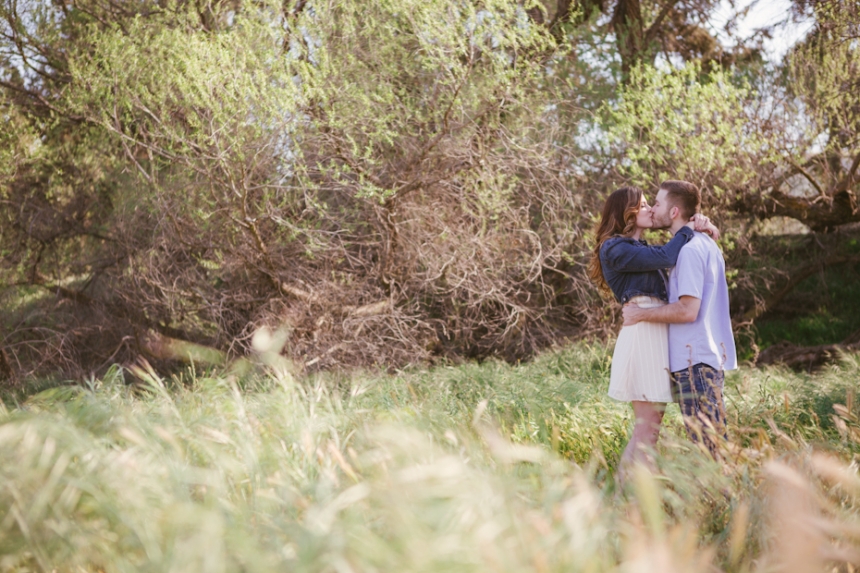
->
[589, 180, 737, 478]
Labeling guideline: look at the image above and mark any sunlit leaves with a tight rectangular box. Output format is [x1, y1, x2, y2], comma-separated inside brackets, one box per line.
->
[603, 63, 774, 194]
[291, 0, 556, 202]
[68, 5, 299, 170]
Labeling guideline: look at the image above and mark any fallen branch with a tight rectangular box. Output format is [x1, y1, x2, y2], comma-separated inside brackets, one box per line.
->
[279, 282, 321, 304]
[757, 330, 860, 371]
[342, 300, 390, 318]
[281, 281, 389, 317]
[139, 330, 226, 366]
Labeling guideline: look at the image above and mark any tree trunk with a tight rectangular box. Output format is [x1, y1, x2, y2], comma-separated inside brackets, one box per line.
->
[736, 188, 860, 233]
[611, 0, 644, 80]
[0, 345, 14, 382]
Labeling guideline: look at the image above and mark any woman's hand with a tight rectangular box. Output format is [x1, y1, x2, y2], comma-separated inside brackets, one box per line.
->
[686, 213, 721, 241]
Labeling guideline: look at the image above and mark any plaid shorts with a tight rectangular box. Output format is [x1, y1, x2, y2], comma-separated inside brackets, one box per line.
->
[671, 362, 728, 459]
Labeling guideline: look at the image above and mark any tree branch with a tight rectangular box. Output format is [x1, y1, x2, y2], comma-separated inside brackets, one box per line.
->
[139, 330, 226, 365]
[0, 78, 85, 122]
[644, 0, 679, 45]
[757, 333, 860, 370]
[743, 255, 860, 322]
[734, 186, 860, 232]
[548, 0, 573, 41]
[788, 159, 826, 197]
[832, 151, 860, 194]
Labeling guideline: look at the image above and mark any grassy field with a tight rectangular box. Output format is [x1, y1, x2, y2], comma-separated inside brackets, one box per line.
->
[1, 344, 859, 572]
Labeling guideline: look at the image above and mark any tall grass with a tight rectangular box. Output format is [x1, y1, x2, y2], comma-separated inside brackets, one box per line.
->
[1, 345, 859, 572]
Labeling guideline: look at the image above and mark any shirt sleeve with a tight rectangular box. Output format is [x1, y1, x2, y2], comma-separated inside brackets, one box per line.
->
[602, 226, 694, 273]
[674, 241, 706, 299]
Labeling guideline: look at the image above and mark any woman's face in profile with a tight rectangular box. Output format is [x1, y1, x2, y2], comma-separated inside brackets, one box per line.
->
[634, 196, 653, 230]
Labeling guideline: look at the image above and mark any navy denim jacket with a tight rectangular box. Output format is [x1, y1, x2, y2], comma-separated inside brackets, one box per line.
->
[599, 226, 694, 304]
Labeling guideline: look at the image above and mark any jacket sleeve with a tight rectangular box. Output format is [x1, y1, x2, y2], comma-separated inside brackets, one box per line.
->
[601, 226, 694, 273]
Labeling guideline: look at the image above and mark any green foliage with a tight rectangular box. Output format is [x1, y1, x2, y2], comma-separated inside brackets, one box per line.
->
[3, 0, 860, 378]
[291, 0, 557, 203]
[0, 103, 32, 186]
[788, 5, 860, 164]
[70, 7, 298, 167]
[754, 261, 860, 349]
[603, 62, 774, 194]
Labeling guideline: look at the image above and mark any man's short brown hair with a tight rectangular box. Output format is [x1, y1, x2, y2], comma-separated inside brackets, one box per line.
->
[660, 180, 700, 220]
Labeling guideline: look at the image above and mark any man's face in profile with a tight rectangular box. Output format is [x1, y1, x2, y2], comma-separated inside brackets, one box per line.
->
[650, 188, 674, 229]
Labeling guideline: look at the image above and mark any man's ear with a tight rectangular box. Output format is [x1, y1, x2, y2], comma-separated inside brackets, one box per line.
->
[670, 205, 680, 220]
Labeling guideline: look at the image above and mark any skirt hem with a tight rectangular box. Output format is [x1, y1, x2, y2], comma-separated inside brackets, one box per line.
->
[607, 297, 671, 403]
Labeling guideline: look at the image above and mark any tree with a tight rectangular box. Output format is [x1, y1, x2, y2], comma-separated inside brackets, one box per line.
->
[600, 3, 860, 233]
[593, 3, 860, 332]
[1, 0, 596, 379]
[2, 0, 855, 379]
[754, 0, 860, 232]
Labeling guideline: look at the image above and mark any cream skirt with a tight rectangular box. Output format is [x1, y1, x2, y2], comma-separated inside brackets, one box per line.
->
[607, 296, 672, 403]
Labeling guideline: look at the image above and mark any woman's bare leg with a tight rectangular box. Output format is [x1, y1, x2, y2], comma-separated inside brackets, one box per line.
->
[619, 401, 666, 478]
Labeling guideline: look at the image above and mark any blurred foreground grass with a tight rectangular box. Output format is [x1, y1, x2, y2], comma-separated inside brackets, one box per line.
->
[1, 343, 860, 572]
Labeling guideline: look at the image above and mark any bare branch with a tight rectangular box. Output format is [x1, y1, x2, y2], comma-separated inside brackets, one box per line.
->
[788, 159, 826, 197]
[832, 152, 860, 194]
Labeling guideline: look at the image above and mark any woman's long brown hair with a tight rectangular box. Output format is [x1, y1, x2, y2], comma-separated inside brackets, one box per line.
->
[588, 186, 643, 292]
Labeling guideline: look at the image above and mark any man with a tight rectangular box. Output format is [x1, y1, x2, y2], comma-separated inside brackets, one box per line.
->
[622, 180, 737, 458]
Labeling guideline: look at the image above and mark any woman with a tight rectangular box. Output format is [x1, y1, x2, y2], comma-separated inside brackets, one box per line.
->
[588, 186, 717, 474]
